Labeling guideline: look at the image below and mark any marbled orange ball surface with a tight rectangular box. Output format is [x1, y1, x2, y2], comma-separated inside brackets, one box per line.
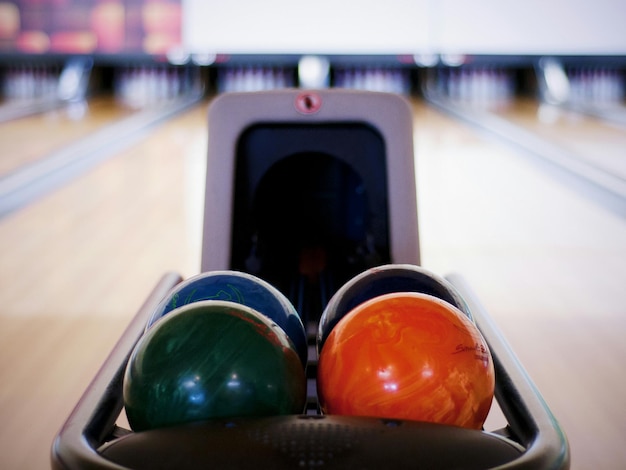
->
[317, 292, 495, 429]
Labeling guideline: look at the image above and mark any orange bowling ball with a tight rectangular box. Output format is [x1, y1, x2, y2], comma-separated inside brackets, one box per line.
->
[317, 292, 495, 430]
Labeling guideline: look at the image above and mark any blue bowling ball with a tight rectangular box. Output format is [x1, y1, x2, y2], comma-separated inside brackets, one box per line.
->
[147, 270, 308, 366]
[317, 264, 474, 352]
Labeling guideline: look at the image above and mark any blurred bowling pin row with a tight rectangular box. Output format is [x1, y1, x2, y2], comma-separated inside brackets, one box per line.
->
[114, 66, 195, 109]
[216, 66, 295, 93]
[333, 67, 411, 95]
[215, 64, 411, 95]
[567, 67, 624, 105]
[1, 65, 61, 100]
[438, 67, 516, 107]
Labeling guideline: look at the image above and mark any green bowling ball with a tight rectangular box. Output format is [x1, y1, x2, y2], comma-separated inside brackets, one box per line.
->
[123, 300, 307, 431]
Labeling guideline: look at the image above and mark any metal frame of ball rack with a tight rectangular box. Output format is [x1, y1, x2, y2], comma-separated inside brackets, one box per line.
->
[51, 90, 570, 469]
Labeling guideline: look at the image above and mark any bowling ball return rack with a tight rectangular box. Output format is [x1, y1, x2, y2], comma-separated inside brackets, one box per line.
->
[51, 90, 569, 469]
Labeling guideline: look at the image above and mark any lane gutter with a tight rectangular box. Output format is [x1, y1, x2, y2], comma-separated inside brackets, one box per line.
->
[423, 91, 626, 218]
[0, 97, 66, 124]
[0, 92, 204, 219]
[563, 102, 626, 129]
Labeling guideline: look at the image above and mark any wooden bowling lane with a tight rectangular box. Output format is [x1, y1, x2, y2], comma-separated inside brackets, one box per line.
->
[0, 93, 624, 470]
[0, 100, 209, 469]
[412, 98, 626, 469]
[0, 96, 135, 177]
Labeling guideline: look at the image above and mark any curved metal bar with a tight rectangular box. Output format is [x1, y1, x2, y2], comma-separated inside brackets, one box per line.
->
[446, 273, 570, 470]
[51, 272, 183, 470]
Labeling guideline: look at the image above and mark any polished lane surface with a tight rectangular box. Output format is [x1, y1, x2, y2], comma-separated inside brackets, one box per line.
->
[0, 100, 208, 469]
[414, 98, 626, 470]
[0, 95, 624, 469]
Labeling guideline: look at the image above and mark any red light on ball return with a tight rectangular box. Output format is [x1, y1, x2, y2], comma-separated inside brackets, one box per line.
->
[295, 92, 322, 114]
